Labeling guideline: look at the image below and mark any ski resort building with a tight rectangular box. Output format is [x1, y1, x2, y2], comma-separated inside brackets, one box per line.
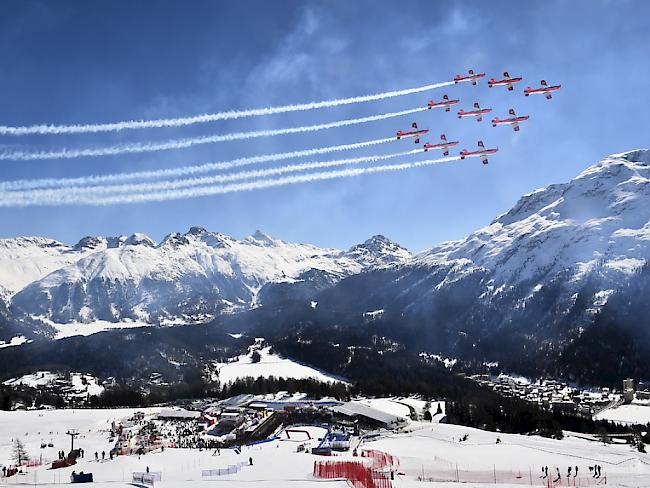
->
[156, 409, 202, 421]
[330, 401, 408, 429]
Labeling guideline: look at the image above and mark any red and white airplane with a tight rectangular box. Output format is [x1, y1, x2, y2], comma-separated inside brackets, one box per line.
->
[491, 108, 529, 132]
[460, 141, 498, 165]
[454, 69, 485, 85]
[427, 94, 460, 112]
[487, 71, 523, 91]
[423, 134, 459, 156]
[457, 102, 492, 122]
[524, 80, 561, 99]
[396, 122, 429, 144]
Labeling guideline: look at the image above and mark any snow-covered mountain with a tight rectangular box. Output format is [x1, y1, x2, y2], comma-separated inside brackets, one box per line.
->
[415, 149, 650, 286]
[307, 149, 650, 379]
[5, 227, 410, 328]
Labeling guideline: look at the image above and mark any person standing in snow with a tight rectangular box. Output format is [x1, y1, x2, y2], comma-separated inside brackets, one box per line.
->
[94, 451, 98, 461]
[101, 451, 105, 460]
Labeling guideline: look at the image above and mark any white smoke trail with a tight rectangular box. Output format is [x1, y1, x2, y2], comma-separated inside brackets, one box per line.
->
[7, 149, 423, 200]
[0, 107, 427, 161]
[0, 156, 461, 207]
[0, 81, 454, 136]
[0, 137, 395, 191]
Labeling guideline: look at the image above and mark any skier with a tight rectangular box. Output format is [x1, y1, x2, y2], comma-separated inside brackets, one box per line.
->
[94, 451, 98, 461]
[101, 451, 105, 460]
[574, 466, 578, 478]
[597, 465, 601, 478]
[553, 467, 561, 483]
[567, 466, 572, 478]
[249, 456, 253, 466]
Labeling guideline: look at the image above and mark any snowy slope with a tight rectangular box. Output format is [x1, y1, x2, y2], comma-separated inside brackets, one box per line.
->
[8, 228, 410, 327]
[415, 149, 650, 286]
[214, 346, 345, 385]
[310, 149, 650, 376]
[0, 237, 96, 297]
[0, 407, 648, 488]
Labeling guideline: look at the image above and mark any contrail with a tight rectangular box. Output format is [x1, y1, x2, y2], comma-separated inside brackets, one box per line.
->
[0, 137, 396, 191]
[0, 81, 454, 136]
[7, 149, 424, 200]
[0, 156, 461, 207]
[0, 106, 428, 161]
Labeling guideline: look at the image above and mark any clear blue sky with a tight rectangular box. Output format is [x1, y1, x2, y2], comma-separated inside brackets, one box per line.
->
[0, 0, 649, 251]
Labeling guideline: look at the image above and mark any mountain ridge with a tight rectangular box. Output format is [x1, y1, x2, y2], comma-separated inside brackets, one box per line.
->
[1, 228, 410, 331]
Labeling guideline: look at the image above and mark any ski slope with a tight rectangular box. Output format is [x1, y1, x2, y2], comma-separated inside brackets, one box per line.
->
[215, 346, 345, 385]
[594, 404, 650, 425]
[0, 407, 649, 487]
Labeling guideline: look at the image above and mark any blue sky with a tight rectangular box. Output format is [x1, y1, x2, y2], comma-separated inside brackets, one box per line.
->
[1, 0, 649, 251]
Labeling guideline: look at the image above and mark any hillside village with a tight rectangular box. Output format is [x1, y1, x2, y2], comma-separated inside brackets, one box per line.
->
[469, 374, 650, 421]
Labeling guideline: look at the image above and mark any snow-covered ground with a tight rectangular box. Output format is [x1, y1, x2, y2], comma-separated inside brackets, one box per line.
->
[32, 316, 153, 340]
[215, 346, 345, 385]
[0, 408, 346, 488]
[364, 422, 650, 487]
[595, 404, 650, 425]
[0, 407, 648, 488]
[0, 336, 28, 349]
[3, 371, 104, 397]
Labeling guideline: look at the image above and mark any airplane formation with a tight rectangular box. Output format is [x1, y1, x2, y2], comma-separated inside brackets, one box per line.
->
[398, 70, 561, 165]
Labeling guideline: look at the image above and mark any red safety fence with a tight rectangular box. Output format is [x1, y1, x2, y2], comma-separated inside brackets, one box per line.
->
[51, 458, 76, 470]
[361, 449, 399, 469]
[24, 459, 48, 468]
[314, 460, 392, 488]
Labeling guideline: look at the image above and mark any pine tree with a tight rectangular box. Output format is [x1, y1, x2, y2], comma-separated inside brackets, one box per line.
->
[12, 438, 28, 466]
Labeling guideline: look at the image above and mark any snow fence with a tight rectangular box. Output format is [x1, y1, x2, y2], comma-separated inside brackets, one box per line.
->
[132, 471, 162, 487]
[202, 460, 248, 477]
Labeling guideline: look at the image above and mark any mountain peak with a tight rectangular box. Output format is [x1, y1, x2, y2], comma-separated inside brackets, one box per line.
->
[246, 230, 276, 246]
[615, 149, 650, 164]
[187, 226, 207, 236]
[124, 233, 155, 247]
[346, 234, 410, 268]
[419, 149, 650, 284]
[74, 236, 107, 250]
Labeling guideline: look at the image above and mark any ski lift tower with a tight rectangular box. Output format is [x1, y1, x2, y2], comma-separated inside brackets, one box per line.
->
[66, 429, 79, 456]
